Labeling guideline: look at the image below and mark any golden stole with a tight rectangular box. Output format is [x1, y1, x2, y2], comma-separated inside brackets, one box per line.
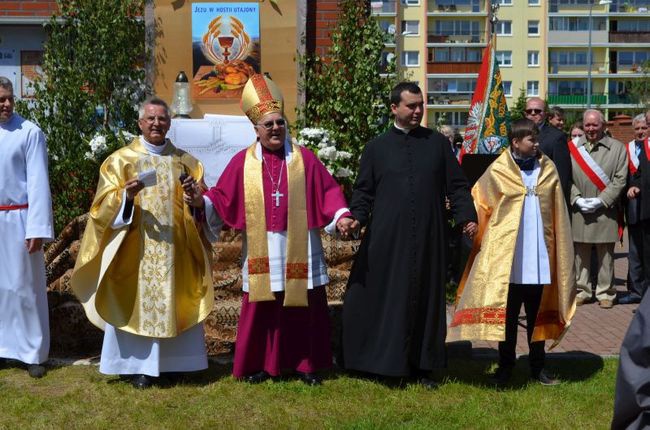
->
[243, 143, 309, 306]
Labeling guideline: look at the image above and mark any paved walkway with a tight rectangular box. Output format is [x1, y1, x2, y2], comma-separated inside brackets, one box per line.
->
[472, 239, 636, 358]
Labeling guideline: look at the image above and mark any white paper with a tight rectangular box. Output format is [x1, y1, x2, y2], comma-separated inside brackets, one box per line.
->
[138, 168, 157, 187]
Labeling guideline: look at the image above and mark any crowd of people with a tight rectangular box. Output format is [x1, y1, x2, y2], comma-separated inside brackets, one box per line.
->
[1, 73, 650, 423]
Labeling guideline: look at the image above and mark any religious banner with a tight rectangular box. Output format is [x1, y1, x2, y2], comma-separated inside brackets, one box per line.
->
[460, 36, 510, 160]
[191, 3, 260, 100]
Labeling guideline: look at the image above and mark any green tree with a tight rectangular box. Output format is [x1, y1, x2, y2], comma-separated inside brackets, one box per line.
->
[295, 0, 398, 193]
[509, 87, 528, 122]
[17, 0, 147, 234]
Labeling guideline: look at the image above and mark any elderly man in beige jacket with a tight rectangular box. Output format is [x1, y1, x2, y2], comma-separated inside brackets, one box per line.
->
[570, 109, 628, 308]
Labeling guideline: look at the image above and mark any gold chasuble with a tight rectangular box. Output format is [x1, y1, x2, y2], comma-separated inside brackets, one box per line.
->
[71, 138, 213, 338]
[243, 143, 309, 306]
[447, 151, 576, 347]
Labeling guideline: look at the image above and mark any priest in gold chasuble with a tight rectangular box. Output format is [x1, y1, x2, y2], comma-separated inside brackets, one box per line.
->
[183, 75, 355, 386]
[447, 119, 576, 384]
[71, 97, 213, 389]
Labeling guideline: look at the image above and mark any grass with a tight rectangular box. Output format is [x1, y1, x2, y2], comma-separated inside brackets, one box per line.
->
[0, 356, 616, 429]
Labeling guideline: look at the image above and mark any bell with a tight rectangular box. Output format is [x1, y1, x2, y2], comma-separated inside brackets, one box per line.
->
[170, 71, 193, 118]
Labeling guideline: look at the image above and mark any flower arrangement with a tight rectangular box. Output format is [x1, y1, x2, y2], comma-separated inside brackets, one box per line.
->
[296, 127, 354, 180]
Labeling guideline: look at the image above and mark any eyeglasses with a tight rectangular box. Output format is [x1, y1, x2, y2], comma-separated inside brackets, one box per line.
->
[525, 109, 543, 115]
[256, 119, 286, 130]
[141, 116, 170, 124]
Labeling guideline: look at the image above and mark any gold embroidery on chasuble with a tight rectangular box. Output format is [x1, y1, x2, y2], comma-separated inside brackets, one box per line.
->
[134, 155, 176, 337]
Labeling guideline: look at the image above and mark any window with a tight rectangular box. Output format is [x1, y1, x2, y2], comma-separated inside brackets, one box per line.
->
[527, 51, 539, 66]
[401, 51, 420, 67]
[527, 80, 539, 96]
[433, 111, 469, 127]
[528, 20, 540, 36]
[528, 0, 540, 5]
[496, 21, 512, 36]
[499, 0, 512, 4]
[549, 80, 586, 95]
[503, 81, 512, 97]
[550, 50, 588, 66]
[496, 50, 512, 67]
[434, 20, 480, 37]
[401, 20, 419, 36]
[618, 20, 650, 32]
[618, 51, 649, 66]
[550, 17, 606, 31]
[403, 0, 419, 5]
[430, 47, 483, 63]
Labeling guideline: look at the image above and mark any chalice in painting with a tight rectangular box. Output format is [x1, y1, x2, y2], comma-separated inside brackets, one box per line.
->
[217, 35, 235, 64]
[196, 15, 255, 95]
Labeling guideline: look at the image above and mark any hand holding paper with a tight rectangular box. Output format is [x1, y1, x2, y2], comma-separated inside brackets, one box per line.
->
[138, 168, 157, 187]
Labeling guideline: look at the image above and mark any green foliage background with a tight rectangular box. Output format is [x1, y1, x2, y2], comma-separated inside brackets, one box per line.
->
[17, 0, 146, 234]
[295, 0, 398, 193]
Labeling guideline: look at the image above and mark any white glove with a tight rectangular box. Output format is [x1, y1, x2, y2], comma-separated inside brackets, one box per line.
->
[575, 197, 595, 214]
[585, 197, 604, 210]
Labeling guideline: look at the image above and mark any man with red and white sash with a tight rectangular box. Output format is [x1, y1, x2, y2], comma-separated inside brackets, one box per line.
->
[569, 109, 628, 308]
[620, 114, 648, 305]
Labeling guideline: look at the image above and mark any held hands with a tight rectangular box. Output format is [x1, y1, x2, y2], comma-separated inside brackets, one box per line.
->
[182, 175, 205, 209]
[575, 197, 604, 214]
[628, 186, 641, 200]
[336, 217, 360, 240]
[462, 221, 478, 240]
[24, 238, 43, 254]
[124, 178, 145, 201]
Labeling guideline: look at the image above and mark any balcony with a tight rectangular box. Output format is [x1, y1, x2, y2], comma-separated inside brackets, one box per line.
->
[609, 32, 650, 43]
[548, 31, 608, 46]
[608, 93, 640, 104]
[370, 1, 396, 14]
[610, 0, 650, 12]
[427, 93, 472, 106]
[427, 1, 486, 14]
[547, 94, 608, 105]
[548, 62, 609, 75]
[427, 62, 481, 74]
[427, 33, 486, 44]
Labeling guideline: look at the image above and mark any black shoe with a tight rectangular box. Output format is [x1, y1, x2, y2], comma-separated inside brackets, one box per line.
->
[489, 367, 512, 386]
[299, 372, 322, 386]
[27, 364, 46, 379]
[132, 374, 154, 389]
[417, 377, 439, 390]
[532, 369, 560, 386]
[243, 371, 270, 384]
[619, 294, 642, 305]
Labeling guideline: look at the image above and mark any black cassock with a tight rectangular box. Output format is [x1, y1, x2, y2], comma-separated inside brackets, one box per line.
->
[612, 292, 650, 429]
[342, 126, 477, 377]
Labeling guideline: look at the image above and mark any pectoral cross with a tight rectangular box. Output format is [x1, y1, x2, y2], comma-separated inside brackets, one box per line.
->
[272, 190, 284, 207]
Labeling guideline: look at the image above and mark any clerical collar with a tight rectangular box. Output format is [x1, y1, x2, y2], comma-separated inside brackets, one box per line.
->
[140, 136, 168, 155]
[393, 122, 417, 134]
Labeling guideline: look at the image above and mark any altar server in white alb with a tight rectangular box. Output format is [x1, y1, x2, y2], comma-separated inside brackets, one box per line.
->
[0, 76, 54, 378]
[71, 97, 213, 389]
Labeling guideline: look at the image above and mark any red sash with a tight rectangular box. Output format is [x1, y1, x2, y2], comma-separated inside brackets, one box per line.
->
[0, 204, 28, 211]
[626, 138, 650, 175]
[568, 138, 624, 242]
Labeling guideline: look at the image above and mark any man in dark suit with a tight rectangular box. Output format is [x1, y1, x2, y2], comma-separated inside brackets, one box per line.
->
[525, 97, 572, 206]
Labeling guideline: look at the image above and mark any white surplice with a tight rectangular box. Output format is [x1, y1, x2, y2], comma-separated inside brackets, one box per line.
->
[0, 113, 54, 364]
[99, 136, 207, 376]
[509, 159, 551, 285]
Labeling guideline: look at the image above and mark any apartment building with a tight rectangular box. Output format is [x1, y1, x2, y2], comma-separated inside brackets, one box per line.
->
[372, 0, 650, 129]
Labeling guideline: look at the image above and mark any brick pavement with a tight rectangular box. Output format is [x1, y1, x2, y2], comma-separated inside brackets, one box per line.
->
[470, 237, 636, 358]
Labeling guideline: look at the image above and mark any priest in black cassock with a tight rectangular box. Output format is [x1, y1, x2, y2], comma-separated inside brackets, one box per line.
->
[342, 82, 478, 388]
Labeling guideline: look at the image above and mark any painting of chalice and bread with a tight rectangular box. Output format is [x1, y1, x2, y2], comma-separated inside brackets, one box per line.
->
[192, 3, 260, 99]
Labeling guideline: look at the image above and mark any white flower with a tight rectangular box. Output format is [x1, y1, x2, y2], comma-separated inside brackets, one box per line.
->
[317, 146, 338, 161]
[335, 167, 353, 178]
[84, 151, 95, 160]
[89, 134, 108, 153]
[336, 151, 352, 160]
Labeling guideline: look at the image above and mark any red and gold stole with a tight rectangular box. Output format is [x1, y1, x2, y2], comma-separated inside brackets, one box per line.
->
[243, 143, 309, 306]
